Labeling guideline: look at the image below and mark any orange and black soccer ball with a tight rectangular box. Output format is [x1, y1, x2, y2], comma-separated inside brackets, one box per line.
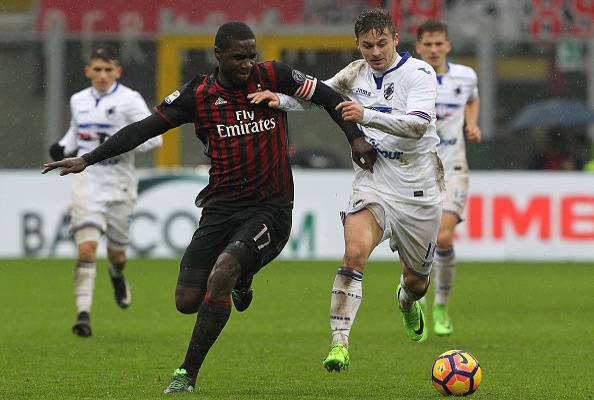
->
[431, 350, 482, 396]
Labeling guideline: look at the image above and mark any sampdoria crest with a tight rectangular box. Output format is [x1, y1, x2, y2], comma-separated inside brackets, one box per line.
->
[384, 82, 394, 100]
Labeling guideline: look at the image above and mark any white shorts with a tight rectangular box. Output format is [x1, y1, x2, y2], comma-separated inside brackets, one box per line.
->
[443, 173, 469, 221]
[345, 190, 442, 276]
[69, 199, 135, 251]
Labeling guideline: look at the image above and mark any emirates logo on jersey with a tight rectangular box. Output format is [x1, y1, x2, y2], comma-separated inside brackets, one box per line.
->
[383, 82, 394, 100]
[216, 110, 277, 138]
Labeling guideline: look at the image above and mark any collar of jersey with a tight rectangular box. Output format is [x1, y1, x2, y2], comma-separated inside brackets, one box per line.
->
[436, 61, 451, 85]
[372, 51, 410, 90]
[91, 82, 119, 106]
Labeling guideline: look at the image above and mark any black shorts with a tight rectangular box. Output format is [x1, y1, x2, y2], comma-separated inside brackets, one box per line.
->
[177, 204, 292, 288]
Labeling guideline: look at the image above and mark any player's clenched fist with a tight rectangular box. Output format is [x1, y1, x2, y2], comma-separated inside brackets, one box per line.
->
[336, 101, 364, 123]
[465, 124, 481, 143]
[42, 156, 89, 175]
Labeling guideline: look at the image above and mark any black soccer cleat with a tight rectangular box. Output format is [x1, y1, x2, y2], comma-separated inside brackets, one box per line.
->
[109, 268, 131, 309]
[72, 311, 92, 337]
[231, 287, 253, 312]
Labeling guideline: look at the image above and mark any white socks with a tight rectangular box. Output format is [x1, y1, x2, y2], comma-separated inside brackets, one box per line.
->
[74, 259, 96, 313]
[433, 247, 456, 305]
[330, 267, 363, 346]
[398, 275, 419, 311]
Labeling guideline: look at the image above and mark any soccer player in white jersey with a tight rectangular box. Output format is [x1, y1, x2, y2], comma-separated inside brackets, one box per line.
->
[415, 20, 481, 336]
[48, 45, 162, 337]
[249, 9, 444, 371]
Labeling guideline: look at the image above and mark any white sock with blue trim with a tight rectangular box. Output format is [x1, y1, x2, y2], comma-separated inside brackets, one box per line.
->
[330, 267, 363, 346]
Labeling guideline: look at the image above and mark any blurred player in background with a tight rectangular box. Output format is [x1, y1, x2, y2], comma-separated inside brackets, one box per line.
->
[43, 22, 376, 394]
[250, 8, 444, 371]
[416, 20, 481, 336]
[47, 45, 162, 337]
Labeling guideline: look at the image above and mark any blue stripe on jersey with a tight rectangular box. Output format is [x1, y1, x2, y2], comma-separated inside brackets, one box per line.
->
[372, 51, 411, 89]
[435, 102, 462, 109]
[78, 123, 114, 129]
[407, 111, 431, 122]
[364, 105, 392, 113]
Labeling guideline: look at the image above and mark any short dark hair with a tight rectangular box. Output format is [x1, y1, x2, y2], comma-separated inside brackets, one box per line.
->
[215, 21, 255, 51]
[89, 44, 119, 64]
[354, 9, 396, 38]
[417, 20, 449, 40]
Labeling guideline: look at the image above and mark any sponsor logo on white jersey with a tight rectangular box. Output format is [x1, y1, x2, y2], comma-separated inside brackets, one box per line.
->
[355, 87, 371, 97]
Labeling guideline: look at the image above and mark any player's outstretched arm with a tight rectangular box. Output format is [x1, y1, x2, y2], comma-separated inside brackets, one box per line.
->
[306, 81, 377, 171]
[42, 156, 88, 175]
[248, 90, 313, 112]
[358, 65, 436, 140]
[43, 113, 170, 176]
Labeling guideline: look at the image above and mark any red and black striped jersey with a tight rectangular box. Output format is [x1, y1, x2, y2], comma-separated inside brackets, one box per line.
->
[155, 61, 319, 209]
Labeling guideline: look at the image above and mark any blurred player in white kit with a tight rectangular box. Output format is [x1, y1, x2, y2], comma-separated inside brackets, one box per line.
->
[415, 19, 481, 336]
[48, 45, 162, 337]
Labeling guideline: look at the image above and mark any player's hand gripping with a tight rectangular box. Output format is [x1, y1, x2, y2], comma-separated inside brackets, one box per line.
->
[42, 156, 89, 176]
[336, 101, 364, 123]
[247, 90, 280, 108]
[350, 137, 376, 172]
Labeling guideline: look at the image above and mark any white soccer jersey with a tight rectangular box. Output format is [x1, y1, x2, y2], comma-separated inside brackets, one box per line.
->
[326, 52, 443, 205]
[59, 82, 162, 203]
[434, 62, 479, 175]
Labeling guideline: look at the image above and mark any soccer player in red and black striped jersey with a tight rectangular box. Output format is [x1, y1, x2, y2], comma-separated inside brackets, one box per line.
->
[43, 21, 377, 394]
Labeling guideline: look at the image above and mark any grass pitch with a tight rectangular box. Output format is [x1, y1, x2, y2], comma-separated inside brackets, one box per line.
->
[0, 259, 593, 399]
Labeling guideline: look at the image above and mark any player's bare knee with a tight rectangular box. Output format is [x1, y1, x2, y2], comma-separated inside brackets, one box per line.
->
[78, 242, 97, 260]
[107, 249, 126, 266]
[402, 272, 429, 297]
[437, 229, 454, 249]
[343, 245, 367, 271]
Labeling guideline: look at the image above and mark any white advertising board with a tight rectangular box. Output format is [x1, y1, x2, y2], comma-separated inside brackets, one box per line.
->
[1, 170, 593, 261]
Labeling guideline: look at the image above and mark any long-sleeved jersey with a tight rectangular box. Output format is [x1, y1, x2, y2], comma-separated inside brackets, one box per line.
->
[280, 52, 443, 205]
[59, 82, 162, 202]
[154, 61, 363, 209]
[435, 62, 479, 175]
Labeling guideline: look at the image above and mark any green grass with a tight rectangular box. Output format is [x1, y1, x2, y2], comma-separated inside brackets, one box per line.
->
[0, 259, 593, 399]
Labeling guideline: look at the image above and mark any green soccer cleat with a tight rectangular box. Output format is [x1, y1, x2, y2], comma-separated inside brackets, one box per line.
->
[433, 303, 453, 336]
[163, 368, 194, 394]
[323, 343, 350, 372]
[397, 285, 428, 343]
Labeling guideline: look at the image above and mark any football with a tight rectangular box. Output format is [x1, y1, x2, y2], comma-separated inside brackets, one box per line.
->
[431, 350, 482, 396]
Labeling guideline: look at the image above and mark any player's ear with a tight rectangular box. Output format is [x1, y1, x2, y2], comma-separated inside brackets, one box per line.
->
[84, 65, 92, 79]
[114, 65, 122, 80]
[214, 46, 222, 62]
[393, 32, 399, 48]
